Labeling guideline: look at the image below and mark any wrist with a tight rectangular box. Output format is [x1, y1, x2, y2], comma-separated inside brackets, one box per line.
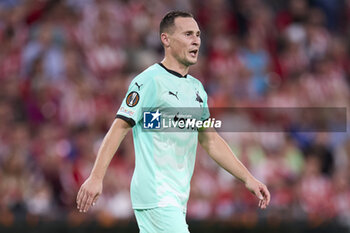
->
[90, 172, 104, 181]
[243, 174, 255, 185]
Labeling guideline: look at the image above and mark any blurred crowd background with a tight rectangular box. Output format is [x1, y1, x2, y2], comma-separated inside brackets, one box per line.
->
[1, 0, 350, 229]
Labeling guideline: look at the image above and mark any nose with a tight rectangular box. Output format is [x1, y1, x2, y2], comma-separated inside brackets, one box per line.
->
[192, 36, 200, 47]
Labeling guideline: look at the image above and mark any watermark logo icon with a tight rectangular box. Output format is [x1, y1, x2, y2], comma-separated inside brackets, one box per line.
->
[143, 109, 161, 129]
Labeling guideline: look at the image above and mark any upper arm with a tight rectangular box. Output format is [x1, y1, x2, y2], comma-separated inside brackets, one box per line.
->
[108, 118, 132, 137]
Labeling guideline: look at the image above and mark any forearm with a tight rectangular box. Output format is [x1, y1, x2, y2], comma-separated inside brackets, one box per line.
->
[90, 119, 131, 180]
[199, 132, 253, 184]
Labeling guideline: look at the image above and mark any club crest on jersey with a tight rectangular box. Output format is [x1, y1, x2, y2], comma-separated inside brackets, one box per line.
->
[126, 91, 140, 107]
[195, 91, 203, 104]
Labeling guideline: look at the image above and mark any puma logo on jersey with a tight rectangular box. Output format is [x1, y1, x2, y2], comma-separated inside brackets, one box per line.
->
[169, 91, 179, 100]
[195, 91, 203, 103]
[135, 82, 143, 91]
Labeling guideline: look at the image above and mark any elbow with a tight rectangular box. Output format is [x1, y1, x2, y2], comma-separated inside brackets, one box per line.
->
[199, 131, 218, 153]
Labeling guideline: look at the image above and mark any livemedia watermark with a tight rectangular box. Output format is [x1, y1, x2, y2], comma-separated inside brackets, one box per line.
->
[141, 107, 347, 132]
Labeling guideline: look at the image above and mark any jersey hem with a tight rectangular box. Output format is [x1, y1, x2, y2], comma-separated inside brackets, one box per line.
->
[132, 203, 186, 212]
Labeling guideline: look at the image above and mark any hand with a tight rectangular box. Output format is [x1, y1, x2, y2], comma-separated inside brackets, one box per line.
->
[245, 177, 270, 209]
[76, 176, 103, 213]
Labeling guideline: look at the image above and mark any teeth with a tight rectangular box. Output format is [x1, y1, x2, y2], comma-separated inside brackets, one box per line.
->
[189, 50, 197, 57]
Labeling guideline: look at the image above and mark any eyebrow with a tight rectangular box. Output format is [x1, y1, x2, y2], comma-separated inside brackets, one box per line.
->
[183, 30, 201, 34]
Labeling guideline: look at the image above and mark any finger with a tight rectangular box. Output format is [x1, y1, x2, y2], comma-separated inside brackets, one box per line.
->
[83, 194, 94, 212]
[85, 192, 99, 212]
[254, 188, 263, 208]
[262, 198, 267, 209]
[77, 188, 84, 210]
[259, 192, 267, 209]
[260, 198, 266, 209]
[257, 188, 269, 209]
[263, 199, 268, 209]
[261, 186, 271, 206]
[79, 191, 88, 212]
[92, 194, 100, 206]
[262, 196, 268, 208]
[256, 188, 264, 200]
[82, 192, 93, 213]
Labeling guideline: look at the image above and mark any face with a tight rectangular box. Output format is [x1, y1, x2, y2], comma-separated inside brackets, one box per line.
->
[164, 17, 201, 66]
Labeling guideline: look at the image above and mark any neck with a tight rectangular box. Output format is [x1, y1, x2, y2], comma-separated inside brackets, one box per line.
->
[161, 57, 189, 76]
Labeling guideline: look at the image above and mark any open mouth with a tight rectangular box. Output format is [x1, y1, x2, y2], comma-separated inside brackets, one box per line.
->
[189, 49, 198, 57]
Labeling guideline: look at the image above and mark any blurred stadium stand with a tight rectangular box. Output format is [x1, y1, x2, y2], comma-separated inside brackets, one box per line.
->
[0, 0, 350, 232]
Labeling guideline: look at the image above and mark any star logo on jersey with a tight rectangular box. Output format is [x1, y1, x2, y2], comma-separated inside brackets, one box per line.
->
[143, 109, 161, 129]
[135, 82, 143, 91]
[169, 91, 179, 100]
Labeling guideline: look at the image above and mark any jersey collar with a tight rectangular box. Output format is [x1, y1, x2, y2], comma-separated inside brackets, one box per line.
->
[158, 63, 187, 78]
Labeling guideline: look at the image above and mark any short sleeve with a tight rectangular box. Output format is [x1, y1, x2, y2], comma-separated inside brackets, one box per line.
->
[200, 85, 210, 121]
[116, 76, 157, 127]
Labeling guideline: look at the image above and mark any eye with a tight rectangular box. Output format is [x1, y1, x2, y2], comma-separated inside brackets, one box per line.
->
[186, 32, 191, 36]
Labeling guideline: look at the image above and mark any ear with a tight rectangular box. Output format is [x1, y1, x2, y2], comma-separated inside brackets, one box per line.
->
[161, 32, 170, 47]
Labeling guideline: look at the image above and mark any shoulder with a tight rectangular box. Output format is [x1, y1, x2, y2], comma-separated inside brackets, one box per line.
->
[129, 64, 161, 85]
[187, 74, 203, 85]
[187, 74, 206, 91]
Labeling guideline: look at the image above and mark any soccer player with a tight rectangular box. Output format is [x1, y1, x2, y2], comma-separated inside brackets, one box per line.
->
[76, 11, 270, 233]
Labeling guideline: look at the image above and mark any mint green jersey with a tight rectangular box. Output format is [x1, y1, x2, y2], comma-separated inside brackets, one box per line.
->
[116, 63, 209, 211]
